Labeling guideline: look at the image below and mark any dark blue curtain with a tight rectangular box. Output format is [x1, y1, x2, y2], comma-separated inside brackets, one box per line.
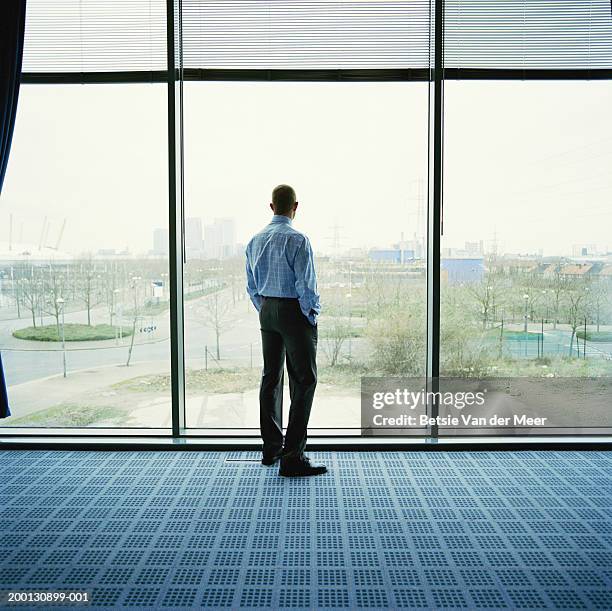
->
[0, 0, 27, 418]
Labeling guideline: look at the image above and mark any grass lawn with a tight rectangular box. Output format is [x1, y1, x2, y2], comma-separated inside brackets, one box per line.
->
[319, 326, 364, 339]
[8, 403, 126, 427]
[468, 355, 612, 377]
[112, 364, 366, 394]
[13, 323, 133, 342]
[112, 367, 262, 394]
[123, 286, 228, 317]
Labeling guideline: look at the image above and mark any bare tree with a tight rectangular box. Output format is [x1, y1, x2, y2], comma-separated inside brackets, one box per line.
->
[76, 256, 101, 326]
[41, 263, 66, 336]
[102, 262, 120, 326]
[11, 266, 22, 319]
[467, 272, 500, 330]
[548, 265, 569, 329]
[566, 289, 587, 357]
[201, 291, 232, 360]
[321, 317, 353, 367]
[18, 266, 41, 328]
[364, 263, 389, 320]
[586, 278, 608, 333]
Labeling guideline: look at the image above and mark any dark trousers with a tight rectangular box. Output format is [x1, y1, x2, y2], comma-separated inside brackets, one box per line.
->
[259, 297, 318, 460]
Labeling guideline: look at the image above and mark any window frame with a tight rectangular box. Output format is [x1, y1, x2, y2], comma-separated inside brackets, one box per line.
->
[5, 0, 611, 444]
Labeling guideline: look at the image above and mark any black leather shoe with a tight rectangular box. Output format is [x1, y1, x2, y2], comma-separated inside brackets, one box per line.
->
[261, 452, 283, 466]
[279, 455, 327, 477]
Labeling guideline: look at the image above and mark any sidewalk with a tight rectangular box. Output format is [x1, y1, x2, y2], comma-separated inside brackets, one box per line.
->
[6, 360, 171, 418]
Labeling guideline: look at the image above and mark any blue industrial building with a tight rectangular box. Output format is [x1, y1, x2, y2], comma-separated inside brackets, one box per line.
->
[441, 257, 485, 284]
[368, 248, 415, 263]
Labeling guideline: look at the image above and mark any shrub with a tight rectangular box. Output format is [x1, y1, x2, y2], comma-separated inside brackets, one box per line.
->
[13, 323, 132, 342]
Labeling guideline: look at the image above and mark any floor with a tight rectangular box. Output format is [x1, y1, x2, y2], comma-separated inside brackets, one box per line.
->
[0, 450, 611, 610]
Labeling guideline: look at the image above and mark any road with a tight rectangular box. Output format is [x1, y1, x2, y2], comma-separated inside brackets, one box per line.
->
[0, 290, 265, 386]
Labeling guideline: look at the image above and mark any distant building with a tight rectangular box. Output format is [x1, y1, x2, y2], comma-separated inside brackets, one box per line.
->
[235, 242, 246, 258]
[153, 228, 169, 256]
[572, 243, 598, 257]
[0, 241, 73, 263]
[216, 218, 236, 258]
[398, 233, 425, 260]
[442, 241, 483, 259]
[203, 218, 236, 259]
[185, 218, 203, 255]
[346, 247, 368, 260]
[441, 257, 485, 284]
[203, 224, 217, 259]
[368, 249, 415, 264]
[96, 248, 132, 259]
[511, 260, 541, 275]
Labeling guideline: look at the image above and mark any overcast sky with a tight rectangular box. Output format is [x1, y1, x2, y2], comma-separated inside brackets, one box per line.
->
[1, 80, 610, 258]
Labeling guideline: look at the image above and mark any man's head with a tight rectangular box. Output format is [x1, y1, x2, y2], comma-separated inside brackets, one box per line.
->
[270, 184, 298, 219]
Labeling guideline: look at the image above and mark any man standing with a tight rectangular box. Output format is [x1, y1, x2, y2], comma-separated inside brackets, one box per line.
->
[245, 184, 326, 477]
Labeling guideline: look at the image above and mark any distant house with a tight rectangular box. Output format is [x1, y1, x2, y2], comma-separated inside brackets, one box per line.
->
[560, 263, 593, 278]
[508, 259, 541, 275]
[541, 263, 561, 278]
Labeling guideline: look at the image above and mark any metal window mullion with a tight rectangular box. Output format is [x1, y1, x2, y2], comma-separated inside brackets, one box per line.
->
[167, 0, 185, 437]
[426, 0, 444, 441]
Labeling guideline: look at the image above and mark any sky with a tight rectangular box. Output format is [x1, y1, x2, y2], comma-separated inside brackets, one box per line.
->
[1, 80, 611, 258]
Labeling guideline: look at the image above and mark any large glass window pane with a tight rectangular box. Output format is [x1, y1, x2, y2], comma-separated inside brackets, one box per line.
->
[440, 81, 612, 435]
[183, 82, 428, 433]
[0, 84, 171, 429]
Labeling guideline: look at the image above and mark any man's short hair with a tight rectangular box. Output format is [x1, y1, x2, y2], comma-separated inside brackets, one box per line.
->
[272, 184, 296, 215]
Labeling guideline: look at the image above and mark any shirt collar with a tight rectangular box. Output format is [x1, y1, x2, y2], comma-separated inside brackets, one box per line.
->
[270, 214, 292, 225]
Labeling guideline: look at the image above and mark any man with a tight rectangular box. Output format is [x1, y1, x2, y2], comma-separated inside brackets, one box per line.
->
[245, 184, 326, 477]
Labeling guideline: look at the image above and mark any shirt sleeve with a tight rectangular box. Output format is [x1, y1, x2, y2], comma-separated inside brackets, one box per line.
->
[245, 250, 262, 312]
[293, 236, 321, 325]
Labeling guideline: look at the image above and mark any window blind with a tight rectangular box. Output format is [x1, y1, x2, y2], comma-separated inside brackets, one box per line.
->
[182, 1, 432, 70]
[22, 0, 167, 73]
[445, 0, 612, 69]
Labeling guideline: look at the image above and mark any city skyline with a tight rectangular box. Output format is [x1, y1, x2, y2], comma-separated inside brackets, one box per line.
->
[1, 227, 610, 266]
[0, 82, 610, 259]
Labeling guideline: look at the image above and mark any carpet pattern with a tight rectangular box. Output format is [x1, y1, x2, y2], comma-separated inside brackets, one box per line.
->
[0, 450, 611, 609]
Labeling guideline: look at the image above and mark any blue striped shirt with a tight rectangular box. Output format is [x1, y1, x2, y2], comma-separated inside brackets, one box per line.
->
[245, 215, 321, 326]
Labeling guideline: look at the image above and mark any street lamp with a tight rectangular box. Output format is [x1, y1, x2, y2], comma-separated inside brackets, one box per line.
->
[125, 277, 142, 367]
[523, 294, 529, 333]
[56, 297, 66, 378]
[37, 279, 44, 326]
[113, 288, 120, 344]
[346, 291, 353, 360]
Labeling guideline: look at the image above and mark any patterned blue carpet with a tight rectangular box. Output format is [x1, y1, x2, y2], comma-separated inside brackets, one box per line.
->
[0, 450, 611, 610]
